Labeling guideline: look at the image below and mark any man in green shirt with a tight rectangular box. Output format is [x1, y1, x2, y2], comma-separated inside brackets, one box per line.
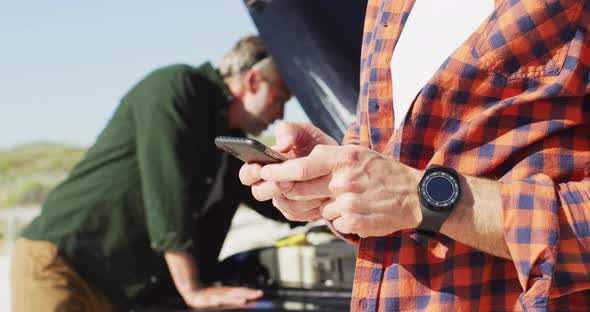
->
[12, 35, 294, 311]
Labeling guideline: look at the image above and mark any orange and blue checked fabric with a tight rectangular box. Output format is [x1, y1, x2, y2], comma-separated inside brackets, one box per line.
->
[342, 0, 590, 311]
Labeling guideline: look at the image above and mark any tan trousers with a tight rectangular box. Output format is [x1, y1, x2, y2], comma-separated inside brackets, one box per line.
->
[11, 238, 120, 312]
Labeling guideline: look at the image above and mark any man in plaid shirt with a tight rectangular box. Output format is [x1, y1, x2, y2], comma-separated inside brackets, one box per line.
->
[241, 0, 590, 310]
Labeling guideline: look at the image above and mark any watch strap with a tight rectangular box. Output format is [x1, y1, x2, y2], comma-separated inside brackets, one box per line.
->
[416, 205, 452, 235]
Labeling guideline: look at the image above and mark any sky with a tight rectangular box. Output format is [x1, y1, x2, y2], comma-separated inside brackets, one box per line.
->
[0, 1, 310, 148]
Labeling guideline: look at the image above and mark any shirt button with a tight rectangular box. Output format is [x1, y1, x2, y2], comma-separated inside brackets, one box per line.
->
[359, 299, 367, 310]
[205, 177, 214, 185]
[150, 276, 158, 283]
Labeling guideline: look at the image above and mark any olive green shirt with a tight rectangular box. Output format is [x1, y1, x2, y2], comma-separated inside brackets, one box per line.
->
[22, 63, 288, 308]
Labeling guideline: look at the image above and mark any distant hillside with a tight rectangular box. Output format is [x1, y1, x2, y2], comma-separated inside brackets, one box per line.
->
[0, 143, 86, 208]
[0, 137, 275, 208]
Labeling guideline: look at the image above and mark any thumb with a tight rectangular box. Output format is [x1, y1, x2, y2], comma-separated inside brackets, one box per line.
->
[272, 121, 297, 153]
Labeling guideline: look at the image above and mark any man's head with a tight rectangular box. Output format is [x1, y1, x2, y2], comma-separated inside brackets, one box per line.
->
[221, 36, 291, 135]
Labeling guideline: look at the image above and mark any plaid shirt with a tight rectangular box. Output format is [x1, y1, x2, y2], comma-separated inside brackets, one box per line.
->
[341, 0, 590, 311]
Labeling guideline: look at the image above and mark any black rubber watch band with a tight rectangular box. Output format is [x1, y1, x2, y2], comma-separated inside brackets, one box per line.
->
[416, 204, 452, 235]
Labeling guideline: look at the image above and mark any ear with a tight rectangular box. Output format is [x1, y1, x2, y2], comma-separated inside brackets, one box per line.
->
[244, 70, 261, 93]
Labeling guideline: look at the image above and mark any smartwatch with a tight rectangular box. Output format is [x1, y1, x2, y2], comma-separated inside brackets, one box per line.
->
[417, 165, 461, 235]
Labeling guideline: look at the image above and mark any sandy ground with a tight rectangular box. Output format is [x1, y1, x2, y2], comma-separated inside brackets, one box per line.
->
[0, 205, 305, 311]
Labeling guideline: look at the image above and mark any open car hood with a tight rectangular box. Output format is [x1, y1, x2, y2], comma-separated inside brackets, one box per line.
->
[244, 0, 368, 142]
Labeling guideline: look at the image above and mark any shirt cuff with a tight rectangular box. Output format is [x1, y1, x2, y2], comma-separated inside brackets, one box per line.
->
[500, 174, 559, 310]
[149, 232, 194, 253]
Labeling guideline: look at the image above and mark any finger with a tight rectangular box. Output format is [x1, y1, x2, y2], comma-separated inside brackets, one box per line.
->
[275, 195, 324, 213]
[239, 163, 263, 186]
[332, 215, 366, 235]
[274, 121, 338, 152]
[217, 297, 247, 306]
[320, 199, 340, 221]
[273, 121, 297, 153]
[226, 287, 264, 300]
[251, 180, 293, 201]
[274, 195, 323, 222]
[283, 175, 332, 201]
[208, 288, 263, 307]
[328, 168, 368, 195]
[320, 193, 363, 220]
[260, 146, 338, 182]
[281, 208, 322, 222]
[307, 208, 323, 221]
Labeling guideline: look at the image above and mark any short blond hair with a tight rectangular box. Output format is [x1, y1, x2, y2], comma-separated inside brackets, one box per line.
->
[251, 57, 281, 83]
[219, 35, 280, 82]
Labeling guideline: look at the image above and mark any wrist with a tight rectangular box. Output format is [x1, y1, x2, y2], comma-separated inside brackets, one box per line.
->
[178, 281, 200, 298]
[405, 166, 424, 229]
[163, 251, 201, 298]
[439, 171, 475, 238]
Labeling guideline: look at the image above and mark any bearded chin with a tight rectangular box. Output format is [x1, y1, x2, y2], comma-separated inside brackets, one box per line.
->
[252, 121, 268, 135]
[248, 125, 263, 136]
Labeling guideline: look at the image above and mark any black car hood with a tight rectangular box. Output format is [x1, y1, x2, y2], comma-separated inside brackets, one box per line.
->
[244, 0, 367, 142]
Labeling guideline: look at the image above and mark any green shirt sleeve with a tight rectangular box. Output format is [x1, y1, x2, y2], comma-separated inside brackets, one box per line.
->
[130, 66, 203, 252]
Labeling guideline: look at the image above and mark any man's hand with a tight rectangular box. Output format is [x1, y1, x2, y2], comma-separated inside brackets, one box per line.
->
[164, 252, 263, 309]
[260, 144, 424, 237]
[239, 121, 338, 221]
[182, 286, 263, 309]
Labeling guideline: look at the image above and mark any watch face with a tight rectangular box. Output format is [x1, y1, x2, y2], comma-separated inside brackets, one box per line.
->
[427, 176, 454, 202]
[421, 171, 459, 211]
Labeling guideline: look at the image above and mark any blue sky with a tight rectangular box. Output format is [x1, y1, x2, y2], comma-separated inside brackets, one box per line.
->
[0, 1, 309, 148]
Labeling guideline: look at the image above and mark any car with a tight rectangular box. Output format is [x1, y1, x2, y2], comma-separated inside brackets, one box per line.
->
[139, 1, 367, 310]
[247, 0, 367, 142]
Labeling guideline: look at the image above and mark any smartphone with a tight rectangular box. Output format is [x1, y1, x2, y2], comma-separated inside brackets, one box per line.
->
[214, 136, 287, 164]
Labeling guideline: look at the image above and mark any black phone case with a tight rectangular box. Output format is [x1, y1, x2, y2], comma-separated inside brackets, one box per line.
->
[214, 136, 287, 164]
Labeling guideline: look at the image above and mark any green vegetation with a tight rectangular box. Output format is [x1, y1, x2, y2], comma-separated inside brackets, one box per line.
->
[0, 143, 86, 208]
[0, 138, 276, 253]
[253, 136, 276, 147]
[0, 138, 275, 208]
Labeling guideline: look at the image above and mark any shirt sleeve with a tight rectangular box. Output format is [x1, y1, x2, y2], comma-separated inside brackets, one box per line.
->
[500, 174, 590, 307]
[132, 69, 201, 253]
[343, 114, 362, 145]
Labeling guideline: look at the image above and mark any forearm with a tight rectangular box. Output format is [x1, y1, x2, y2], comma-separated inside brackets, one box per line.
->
[164, 251, 200, 297]
[439, 173, 511, 259]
